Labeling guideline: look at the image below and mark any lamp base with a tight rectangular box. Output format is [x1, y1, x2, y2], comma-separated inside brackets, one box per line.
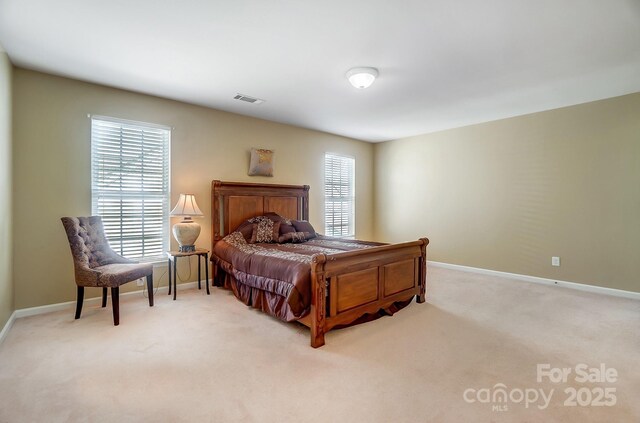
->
[172, 218, 201, 252]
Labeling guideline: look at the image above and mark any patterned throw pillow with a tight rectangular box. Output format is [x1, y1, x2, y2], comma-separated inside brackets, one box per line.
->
[292, 220, 317, 239]
[248, 216, 280, 243]
[261, 211, 297, 236]
[278, 231, 310, 244]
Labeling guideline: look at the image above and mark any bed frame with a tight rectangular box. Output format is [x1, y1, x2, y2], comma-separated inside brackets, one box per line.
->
[211, 180, 429, 348]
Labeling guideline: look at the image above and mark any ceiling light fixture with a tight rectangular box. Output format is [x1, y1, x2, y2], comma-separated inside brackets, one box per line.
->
[346, 67, 378, 89]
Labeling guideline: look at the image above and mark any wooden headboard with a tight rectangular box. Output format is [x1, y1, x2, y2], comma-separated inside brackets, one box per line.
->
[211, 180, 310, 249]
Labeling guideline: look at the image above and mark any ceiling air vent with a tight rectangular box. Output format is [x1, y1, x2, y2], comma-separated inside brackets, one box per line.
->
[233, 93, 265, 104]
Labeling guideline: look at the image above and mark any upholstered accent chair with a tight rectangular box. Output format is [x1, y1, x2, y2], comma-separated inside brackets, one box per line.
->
[61, 216, 154, 325]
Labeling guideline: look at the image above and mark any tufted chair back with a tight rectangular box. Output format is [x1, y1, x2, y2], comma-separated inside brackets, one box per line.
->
[61, 216, 122, 268]
[61, 216, 135, 290]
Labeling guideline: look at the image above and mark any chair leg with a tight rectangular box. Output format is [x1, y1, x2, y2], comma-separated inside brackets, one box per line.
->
[147, 275, 154, 307]
[75, 286, 84, 319]
[111, 287, 120, 326]
[101, 287, 108, 307]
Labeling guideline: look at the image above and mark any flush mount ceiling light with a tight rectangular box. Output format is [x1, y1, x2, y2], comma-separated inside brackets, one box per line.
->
[346, 67, 379, 89]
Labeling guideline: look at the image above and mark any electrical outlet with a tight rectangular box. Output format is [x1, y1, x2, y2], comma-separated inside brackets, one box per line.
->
[136, 278, 144, 286]
[551, 256, 560, 267]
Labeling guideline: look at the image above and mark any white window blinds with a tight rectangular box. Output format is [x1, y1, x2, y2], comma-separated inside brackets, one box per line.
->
[324, 153, 355, 238]
[91, 116, 171, 261]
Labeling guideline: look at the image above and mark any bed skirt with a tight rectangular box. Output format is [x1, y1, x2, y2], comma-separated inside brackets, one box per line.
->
[220, 271, 414, 328]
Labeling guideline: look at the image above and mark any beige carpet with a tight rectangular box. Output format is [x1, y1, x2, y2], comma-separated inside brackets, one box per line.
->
[0, 267, 638, 422]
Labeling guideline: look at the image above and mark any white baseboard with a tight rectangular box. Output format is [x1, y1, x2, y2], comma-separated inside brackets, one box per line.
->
[13, 280, 209, 319]
[0, 311, 17, 346]
[428, 261, 639, 300]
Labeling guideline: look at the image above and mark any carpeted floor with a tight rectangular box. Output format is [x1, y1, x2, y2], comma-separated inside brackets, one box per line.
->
[0, 266, 638, 422]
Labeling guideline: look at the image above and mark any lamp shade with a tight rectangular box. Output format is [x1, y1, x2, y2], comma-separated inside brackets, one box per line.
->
[170, 194, 203, 217]
[346, 67, 378, 89]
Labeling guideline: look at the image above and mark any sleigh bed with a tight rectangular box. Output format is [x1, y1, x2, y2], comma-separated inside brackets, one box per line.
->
[210, 180, 429, 348]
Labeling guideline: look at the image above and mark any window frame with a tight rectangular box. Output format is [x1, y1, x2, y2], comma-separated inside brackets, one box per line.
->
[90, 115, 171, 262]
[323, 152, 356, 239]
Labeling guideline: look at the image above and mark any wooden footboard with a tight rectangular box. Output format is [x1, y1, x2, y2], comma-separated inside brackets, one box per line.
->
[306, 238, 429, 348]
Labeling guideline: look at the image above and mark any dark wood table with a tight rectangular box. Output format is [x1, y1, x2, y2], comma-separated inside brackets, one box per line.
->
[166, 249, 210, 300]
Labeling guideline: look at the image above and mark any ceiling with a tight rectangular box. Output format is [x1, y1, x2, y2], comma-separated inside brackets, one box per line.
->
[1, 0, 639, 142]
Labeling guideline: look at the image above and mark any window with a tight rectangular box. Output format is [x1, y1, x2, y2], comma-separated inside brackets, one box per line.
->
[324, 153, 355, 238]
[91, 116, 171, 261]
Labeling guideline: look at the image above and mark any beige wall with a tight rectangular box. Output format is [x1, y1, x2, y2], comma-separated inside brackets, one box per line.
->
[375, 93, 640, 292]
[9, 66, 640, 312]
[0, 52, 13, 328]
[12, 69, 374, 309]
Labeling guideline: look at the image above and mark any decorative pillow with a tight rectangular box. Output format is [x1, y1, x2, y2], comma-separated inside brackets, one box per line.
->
[278, 218, 296, 236]
[248, 216, 280, 243]
[278, 231, 310, 244]
[248, 148, 274, 177]
[292, 220, 317, 239]
[261, 212, 296, 235]
[279, 222, 296, 235]
[234, 220, 255, 242]
[223, 231, 248, 247]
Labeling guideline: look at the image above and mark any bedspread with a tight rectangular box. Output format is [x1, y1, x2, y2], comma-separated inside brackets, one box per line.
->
[212, 232, 382, 320]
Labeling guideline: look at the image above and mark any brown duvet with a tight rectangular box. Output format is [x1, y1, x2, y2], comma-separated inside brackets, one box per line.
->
[212, 232, 383, 321]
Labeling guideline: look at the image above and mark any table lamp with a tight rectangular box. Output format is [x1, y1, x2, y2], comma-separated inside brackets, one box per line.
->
[170, 194, 204, 252]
